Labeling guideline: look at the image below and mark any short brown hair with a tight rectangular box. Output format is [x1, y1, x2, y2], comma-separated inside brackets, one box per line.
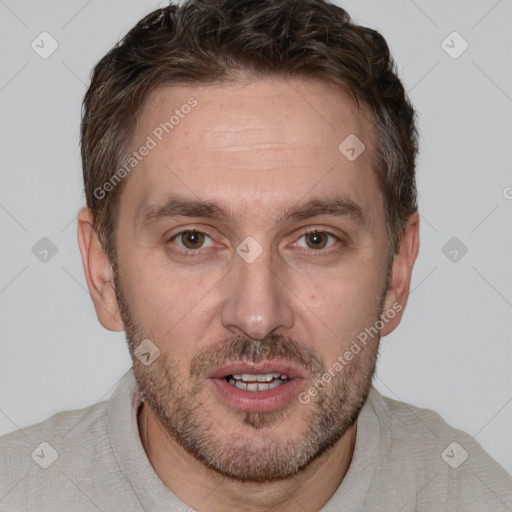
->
[81, 0, 418, 265]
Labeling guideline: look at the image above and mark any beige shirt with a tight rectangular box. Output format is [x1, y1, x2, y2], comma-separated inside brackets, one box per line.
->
[0, 368, 511, 511]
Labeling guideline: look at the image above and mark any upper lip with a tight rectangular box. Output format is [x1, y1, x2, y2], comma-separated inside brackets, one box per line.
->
[208, 361, 306, 380]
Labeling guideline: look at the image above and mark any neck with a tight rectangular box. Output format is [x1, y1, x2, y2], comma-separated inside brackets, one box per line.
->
[137, 403, 357, 511]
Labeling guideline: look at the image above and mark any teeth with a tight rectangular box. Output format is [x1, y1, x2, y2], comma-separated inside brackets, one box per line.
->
[242, 373, 258, 382]
[228, 378, 286, 392]
[229, 378, 247, 390]
[233, 373, 288, 382]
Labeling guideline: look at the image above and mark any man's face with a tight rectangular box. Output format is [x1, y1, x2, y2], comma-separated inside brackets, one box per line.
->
[113, 77, 392, 481]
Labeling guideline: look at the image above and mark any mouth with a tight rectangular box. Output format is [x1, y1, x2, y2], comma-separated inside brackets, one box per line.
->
[207, 361, 307, 413]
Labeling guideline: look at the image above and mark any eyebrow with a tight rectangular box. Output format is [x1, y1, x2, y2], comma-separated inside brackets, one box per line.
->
[139, 193, 366, 229]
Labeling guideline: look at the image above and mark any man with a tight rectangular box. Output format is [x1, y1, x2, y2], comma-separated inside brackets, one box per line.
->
[0, 0, 510, 510]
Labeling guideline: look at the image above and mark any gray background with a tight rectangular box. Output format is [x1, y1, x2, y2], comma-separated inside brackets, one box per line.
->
[0, 0, 511, 475]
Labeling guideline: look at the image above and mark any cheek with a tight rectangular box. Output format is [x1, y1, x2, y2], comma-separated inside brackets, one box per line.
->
[305, 268, 384, 354]
[118, 257, 176, 329]
[120, 260, 218, 357]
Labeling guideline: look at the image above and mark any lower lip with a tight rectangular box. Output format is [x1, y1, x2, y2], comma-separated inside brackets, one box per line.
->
[209, 378, 306, 412]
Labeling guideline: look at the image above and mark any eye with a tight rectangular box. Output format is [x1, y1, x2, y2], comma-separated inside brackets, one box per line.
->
[294, 229, 339, 251]
[167, 228, 342, 257]
[170, 230, 215, 251]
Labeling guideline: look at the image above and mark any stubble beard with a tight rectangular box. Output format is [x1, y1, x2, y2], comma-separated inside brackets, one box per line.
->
[113, 268, 384, 482]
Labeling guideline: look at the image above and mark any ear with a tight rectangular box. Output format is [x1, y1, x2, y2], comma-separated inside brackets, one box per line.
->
[380, 213, 420, 336]
[77, 207, 124, 331]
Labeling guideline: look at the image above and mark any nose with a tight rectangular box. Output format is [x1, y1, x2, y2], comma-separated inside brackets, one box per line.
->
[220, 242, 294, 340]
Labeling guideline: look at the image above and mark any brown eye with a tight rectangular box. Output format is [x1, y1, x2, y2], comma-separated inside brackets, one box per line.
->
[294, 230, 339, 252]
[304, 231, 329, 250]
[176, 230, 208, 250]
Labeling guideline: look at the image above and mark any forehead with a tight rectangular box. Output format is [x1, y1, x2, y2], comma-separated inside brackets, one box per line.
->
[139, 77, 371, 154]
[120, 77, 379, 228]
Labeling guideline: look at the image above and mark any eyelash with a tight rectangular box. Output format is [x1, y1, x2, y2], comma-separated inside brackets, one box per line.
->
[167, 228, 342, 257]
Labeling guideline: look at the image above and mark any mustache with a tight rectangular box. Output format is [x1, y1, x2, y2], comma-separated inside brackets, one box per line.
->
[189, 333, 325, 382]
